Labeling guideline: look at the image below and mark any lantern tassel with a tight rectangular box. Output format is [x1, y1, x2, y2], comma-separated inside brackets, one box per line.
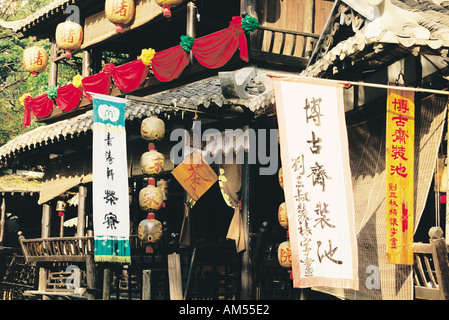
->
[116, 24, 123, 33]
[162, 6, 171, 18]
[31, 72, 38, 77]
[65, 50, 72, 59]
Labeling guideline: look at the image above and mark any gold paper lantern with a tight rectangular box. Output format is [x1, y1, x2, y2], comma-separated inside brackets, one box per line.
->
[141, 116, 165, 141]
[139, 177, 163, 211]
[278, 167, 283, 189]
[278, 202, 288, 229]
[140, 143, 165, 175]
[277, 240, 292, 268]
[55, 20, 83, 58]
[137, 212, 163, 243]
[23, 46, 48, 76]
[155, 0, 185, 18]
[105, 0, 135, 33]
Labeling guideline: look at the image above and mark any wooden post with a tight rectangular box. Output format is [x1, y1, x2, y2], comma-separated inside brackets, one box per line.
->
[42, 203, 52, 238]
[49, 39, 58, 87]
[102, 268, 111, 300]
[0, 195, 6, 246]
[186, 1, 197, 63]
[77, 185, 87, 237]
[38, 204, 52, 297]
[168, 253, 183, 300]
[142, 269, 151, 300]
[82, 50, 91, 77]
[429, 226, 449, 300]
[240, 148, 253, 299]
[86, 253, 97, 300]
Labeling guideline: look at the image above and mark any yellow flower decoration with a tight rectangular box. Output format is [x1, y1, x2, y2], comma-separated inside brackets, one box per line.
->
[72, 74, 84, 88]
[19, 93, 31, 106]
[140, 48, 156, 67]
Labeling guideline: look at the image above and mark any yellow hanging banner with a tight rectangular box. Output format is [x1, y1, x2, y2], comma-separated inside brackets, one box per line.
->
[385, 87, 414, 265]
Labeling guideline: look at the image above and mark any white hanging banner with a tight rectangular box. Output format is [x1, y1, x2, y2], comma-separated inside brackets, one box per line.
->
[92, 94, 131, 263]
[272, 76, 358, 290]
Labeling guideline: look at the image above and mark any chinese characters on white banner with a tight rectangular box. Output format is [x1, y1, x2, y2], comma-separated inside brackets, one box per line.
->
[92, 94, 131, 263]
[272, 76, 358, 290]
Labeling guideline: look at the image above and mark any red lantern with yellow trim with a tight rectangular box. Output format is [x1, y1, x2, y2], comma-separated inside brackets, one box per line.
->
[155, 0, 185, 18]
[105, 0, 135, 33]
[139, 177, 164, 211]
[23, 46, 48, 76]
[55, 20, 83, 59]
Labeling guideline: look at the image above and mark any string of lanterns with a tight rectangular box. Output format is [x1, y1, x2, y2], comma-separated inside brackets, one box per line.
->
[137, 116, 167, 252]
[277, 166, 293, 276]
[22, 0, 185, 76]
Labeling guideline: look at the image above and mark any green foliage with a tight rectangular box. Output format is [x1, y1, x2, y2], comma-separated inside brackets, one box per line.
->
[0, 0, 80, 146]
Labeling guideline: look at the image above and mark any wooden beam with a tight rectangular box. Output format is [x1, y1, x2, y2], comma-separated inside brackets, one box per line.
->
[77, 185, 87, 237]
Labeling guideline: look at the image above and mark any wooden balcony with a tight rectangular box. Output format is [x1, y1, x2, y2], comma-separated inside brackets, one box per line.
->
[250, 25, 320, 69]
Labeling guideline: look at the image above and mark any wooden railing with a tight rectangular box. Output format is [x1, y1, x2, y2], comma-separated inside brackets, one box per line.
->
[18, 234, 144, 263]
[19, 235, 94, 263]
[250, 25, 320, 68]
[413, 227, 449, 300]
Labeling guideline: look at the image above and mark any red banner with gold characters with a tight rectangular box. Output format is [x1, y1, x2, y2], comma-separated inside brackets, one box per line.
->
[385, 87, 414, 265]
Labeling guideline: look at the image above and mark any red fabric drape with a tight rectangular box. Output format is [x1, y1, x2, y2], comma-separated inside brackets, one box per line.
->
[152, 45, 190, 82]
[55, 83, 84, 112]
[112, 59, 149, 92]
[192, 16, 248, 69]
[23, 93, 54, 126]
[82, 72, 111, 100]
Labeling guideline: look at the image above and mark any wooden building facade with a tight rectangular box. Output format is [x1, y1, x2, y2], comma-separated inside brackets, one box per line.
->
[0, 0, 336, 300]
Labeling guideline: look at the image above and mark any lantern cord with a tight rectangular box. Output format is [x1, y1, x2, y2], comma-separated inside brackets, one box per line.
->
[287, 76, 449, 96]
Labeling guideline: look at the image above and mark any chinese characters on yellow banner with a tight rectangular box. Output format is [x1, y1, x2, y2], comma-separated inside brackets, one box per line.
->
[385, 88, 414, 265]
[272, 76, 358, 290]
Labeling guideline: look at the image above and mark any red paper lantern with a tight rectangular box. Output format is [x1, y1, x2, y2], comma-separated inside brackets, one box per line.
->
[105, 0, 135, 33]
[23, 46, 48, 76]
[55, 20, 83, 58]
[155, 0, 185, 18]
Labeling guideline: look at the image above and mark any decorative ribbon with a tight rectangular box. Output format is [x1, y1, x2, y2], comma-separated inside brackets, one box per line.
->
[20, 15, 259, 126]
[180, 35, 195, 52]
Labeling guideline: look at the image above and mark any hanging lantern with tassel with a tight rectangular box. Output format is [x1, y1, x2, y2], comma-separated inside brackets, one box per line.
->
[105, 0, 135, 33]
[23, 46, 48, 76]
[155, 0, 185, 18]
[55, 20, 83, 58]
[56, 200, 66, 217]
[139, 177, 164, 211]
[141, 115, 165, 141]
[138, 212, 163, 243]
[141, 143, 165, 175]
